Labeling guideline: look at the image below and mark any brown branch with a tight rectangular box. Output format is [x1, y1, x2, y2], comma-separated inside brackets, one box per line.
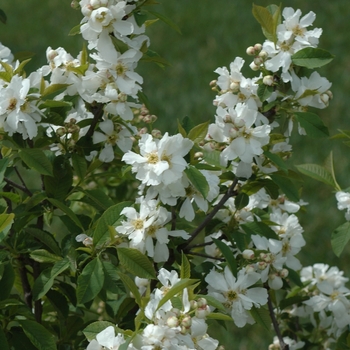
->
[266, 287, 289, 350]
[86, 102, 104, 138]
[182, 177, 238, 251]
[4, 177, 33, 196]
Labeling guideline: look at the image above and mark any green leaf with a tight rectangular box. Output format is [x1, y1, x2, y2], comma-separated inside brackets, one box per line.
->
[184, 165, 209, 199]
[94, 201, 133, 246]
[156, 279, 198, 311]
[0, 9, 7, 24]
[118, 272, 142, 307]
[324, 151, 341, 191]
[206, 312, 233, 321]
[117, 247, 156, 279]
[18, 320, 56, 350]
[196, 294, 226, 312]
[147, 10, 181, 34]
[82, 189, 115, 211]
[187, 121, 209, 144]
[32, 258, 70, 300]
[0, 213, 14, 243]
[234, 192, 249, 210]
[68, 23, 81, 36]
[18, 149, 53, 176]
[270, 174, 299, 202]
[295, 163, 336, 188]
[252, 4, 275, 41]
[279, 295, 310, 310]
[83, 321, 116, 342]
[0, 262, 15, 301]
[41, 83, 70, 98]
[48, 198, 84, 230]
[39, 100, 72, 108]
[250, 306, 271, 331]
[212, 237, 237, 277]
[177, 119, 187, 137]
[0, 326, 9, 350]
[30, 249, 62, 263]
[294, 112, 329, 138]
[102, 261, 120, 294]
[257, 84, 273, 102]
[291, 47, 334, 69]
[25, 227, 61, 255]
[331, 222, 350, 257]
[180, 252, 191, 279]
[264, 151, 289, 173]
[141, 50, 171, 68]
[202, 150, 223, 168]
[0, 157, 9, 184]
[72, 153, 87, 180]
[77, 258, 105, 304]
[110, 35, 129, 54]
[241, 221, 278, 240]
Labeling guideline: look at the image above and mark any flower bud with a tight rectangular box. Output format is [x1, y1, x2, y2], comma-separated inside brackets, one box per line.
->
[167, 316, 179, 328]
[320, 93, 329, 105]
[190, 300, 198, 310]
[196, 297, 207, 308]
[263, 75, 274, 86]
[47, 49, 58, 61]
[56, 127, 66, 137]
[71, 0, 79, 10]
[249, 61, 260, 71]
[245, 264, 256, 274]
[229, 81, 240, 92]
[194, 152, 203, 159]
[326, 90, 333, 99]
[242, 249, 255, 259]
[209, 79, 217, 87]
[246, 46, 256, 56]
[254, 56, 263, 66]
[151, 129, 162, 138]
[195, 305, 210, 319]
[280, 268, 289, 278]
[254, 43, 262, 52]
[258, 261, 267, 270]
[181, 315, 192, 329]
[258, 50, 268, 59]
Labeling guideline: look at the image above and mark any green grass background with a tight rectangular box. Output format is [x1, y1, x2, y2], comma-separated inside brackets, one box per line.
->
[1, 0, 350, 348]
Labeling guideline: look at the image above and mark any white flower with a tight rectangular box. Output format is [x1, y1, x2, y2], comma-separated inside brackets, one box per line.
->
[336, 191, 350, 221]
[205, 266, 268, 327]
[86, 326, 131, 350]
[122, 132, 193, 187]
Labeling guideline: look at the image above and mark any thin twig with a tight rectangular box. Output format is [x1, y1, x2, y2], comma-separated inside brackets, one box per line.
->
[266, 287, 289, 350]
[4, 177, 33, 196]
[182, 178, 238, 250]
[14, 167, 32, 194]
[187, 251, 225, 261]
[18, 259, 32, 309]
[86, 103, 104, 138]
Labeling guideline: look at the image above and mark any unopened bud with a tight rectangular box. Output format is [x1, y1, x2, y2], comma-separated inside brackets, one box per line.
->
[194, 152, 203, 159]
[181, 315, 192, 329]
[209, 79, 217, 87]
[326, 90, 333, 99]
[320, 93, 329, 105]
[246, 46, 256, 56]
[56, 127, 66, 137]
[245, 264, 256, 274]
[167, 316, 179, 328]
[242, 249, 255, 260]
[254, 43, 262, 52]
[47, 49, 58, 61]
[71, 0, 79, 9]
[229, 81, 240, 92]
[151, 129, 162, 138]
[258, 261, 267, 270]
[280, 268, 289, 278]
[254, 56, 264, 66]
[263, 75, 274, 86]
[196, 298, 207, 308]
[195, 305, 210, 319]
[258, 50, 268, 59]
[249, 61, 260, 71]
[190, 300, 198, 310]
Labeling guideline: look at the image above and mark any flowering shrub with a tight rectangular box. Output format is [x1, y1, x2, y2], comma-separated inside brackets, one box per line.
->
[0, 1, 349, 350]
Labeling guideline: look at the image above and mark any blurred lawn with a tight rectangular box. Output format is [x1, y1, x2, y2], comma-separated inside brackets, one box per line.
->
[1, 0, 350, 348]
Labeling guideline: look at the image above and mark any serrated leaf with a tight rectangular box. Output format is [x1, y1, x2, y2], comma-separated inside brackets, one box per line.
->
[102, 261, 120, 294]
[202, 150, 222, 168]
[184, 165, 209, 199]
[83, 321, 116, 341]
[25, 227, 61, 255]
[0, 213, 14, 243]
[156, 279, 198, 311]
[331, 222, 350, 257]
[0, 262, 15, 301]
[206, 312, 233, 321]
[181, 252, 191, 279]
[212, 237, 237, 277]
[294, 112, 329, 138]
[48, 198, 84, 230]
[234, 192, 249, 210]
[147, 10, 181, 34]
[118, 272, 142, 307]
[252, 4, 275, 41]
[18, 320, 56, 350]
[77, 258, 105, 304]
[270, 174, 299, 202]
[295, 163, 336, 188]
[279, 295, 310, 310]
[292, 48, 334, 69]
[250, 306, 271, 331]
[18, 149, 53, 176]
[187, 121, 209, 144]
[117, 247, 156, 279]
[72, 153, 87, 180]
[94, 201, 133, 246]
[30, 249, 62, 263]
[257, 84, 273, 102]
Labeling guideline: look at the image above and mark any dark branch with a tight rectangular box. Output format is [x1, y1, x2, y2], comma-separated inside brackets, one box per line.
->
[182, 177, 238, 250]
[266, 287, 289, 350]
[4, 177, 32, 196]
[86, 102, 104, 138]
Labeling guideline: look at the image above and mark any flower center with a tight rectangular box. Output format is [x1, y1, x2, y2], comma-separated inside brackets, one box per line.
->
[147, 152, 159, 164]
[7, 97, 17, 111]
[132, 219, 144, 230]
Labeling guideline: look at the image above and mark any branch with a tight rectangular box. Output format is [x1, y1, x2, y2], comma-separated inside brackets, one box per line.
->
[4, 177, 32, 196]
[187, 251, 224, 261]
[86, 102, 104, 138]
[182, 177, 238, 250]
[266, 287, 289, 350]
